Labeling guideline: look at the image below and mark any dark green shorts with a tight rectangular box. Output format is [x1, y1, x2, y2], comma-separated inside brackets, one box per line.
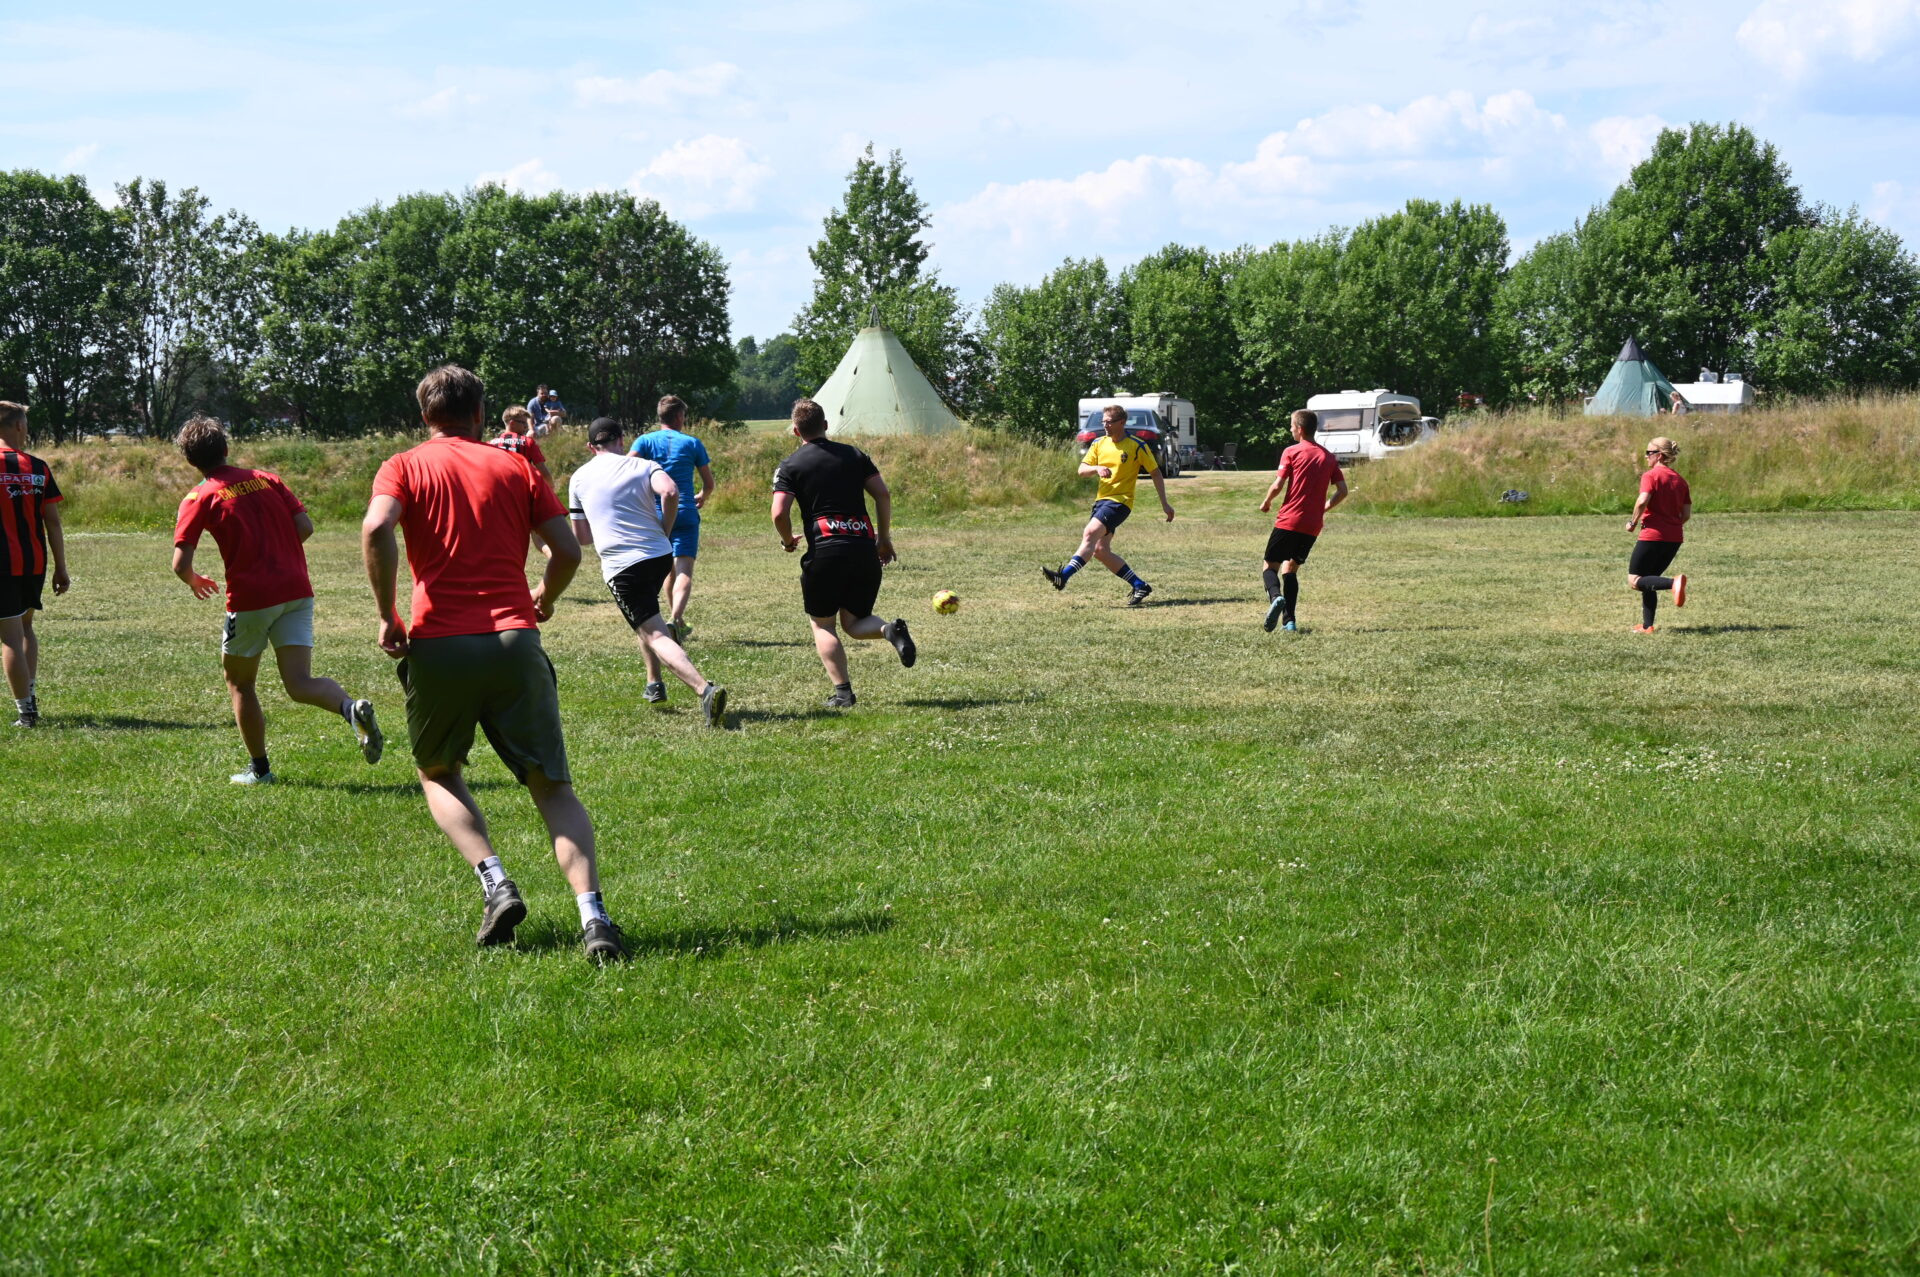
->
[397, 628, 571, 785]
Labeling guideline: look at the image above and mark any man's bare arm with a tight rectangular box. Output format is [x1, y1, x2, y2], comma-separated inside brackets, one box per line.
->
[1325, 478, 1349, 514]
[772, 491, 799, 551]
[529, 514, 581, 621]
[653, 471, 681, 538]
[293, 511, 315, 543]
[44, 503, 68, 594]
[362, 494, 407, 657]
[864, 473, 895, 564]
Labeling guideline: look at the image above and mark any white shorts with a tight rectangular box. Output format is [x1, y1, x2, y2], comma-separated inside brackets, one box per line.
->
[223, 596, 315, 658]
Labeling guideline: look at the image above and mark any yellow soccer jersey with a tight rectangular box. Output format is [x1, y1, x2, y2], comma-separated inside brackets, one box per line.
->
[1082, 435, 1158, 507]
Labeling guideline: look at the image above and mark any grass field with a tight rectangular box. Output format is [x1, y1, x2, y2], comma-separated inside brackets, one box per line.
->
[6, 469, 1918, 1273]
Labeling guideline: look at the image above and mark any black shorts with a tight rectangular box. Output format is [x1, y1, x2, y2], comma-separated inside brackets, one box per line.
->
[1264, 528, 1318, 565]
[801, 544, 882, 619]
[1629, 540, 1681, 578]
[0, 573, 45, 620]
[607, 555, 674, 629]
[1090, 499, 1131, 531]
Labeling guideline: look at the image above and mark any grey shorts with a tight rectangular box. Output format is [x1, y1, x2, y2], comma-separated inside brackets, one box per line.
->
[397, 628, 570, 785]
[223, 597, 315, 658]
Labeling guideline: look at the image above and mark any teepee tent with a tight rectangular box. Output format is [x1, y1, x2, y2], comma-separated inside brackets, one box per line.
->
[811, 316, 962, 436]
[1585, 337, 1679, 416]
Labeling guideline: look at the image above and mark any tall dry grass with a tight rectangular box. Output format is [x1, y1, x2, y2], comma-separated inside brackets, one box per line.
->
[34, 426, 1086, 530]
[1350, 393, 1920, 517]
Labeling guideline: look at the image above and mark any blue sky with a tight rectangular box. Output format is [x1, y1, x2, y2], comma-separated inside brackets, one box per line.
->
[6, 0, 1920, 339]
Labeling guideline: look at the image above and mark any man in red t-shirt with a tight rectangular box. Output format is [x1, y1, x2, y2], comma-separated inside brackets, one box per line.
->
[1625, 435, 1692, 632]
[0, 400, 70, 728]
[1257, 409, 1348, 633]
[363, 364, 626, 963]
[172, 417, 382, 784]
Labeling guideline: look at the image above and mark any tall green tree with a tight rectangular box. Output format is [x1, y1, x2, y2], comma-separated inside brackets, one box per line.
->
[1753, 210, 1920, 394]
[793, 145, 966, 397]
[977, 257, 1128, 439]
[0, 171, 135, 441]
[1228, 231, 1346, 430]
[733, 333, 802, 418]
[1121, 245, 1248, 442]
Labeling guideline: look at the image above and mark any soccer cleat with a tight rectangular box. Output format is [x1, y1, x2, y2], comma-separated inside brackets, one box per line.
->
[349, 699, 384, 764]
[825, 687, 857, 709]
[884, 618, 917, 668]
[643, 681, 667, 704]
[12, 696, 38, 728]
[582, 917, 630, 963]
[700, 683, 727, 729]
[1631, 624, 1656, 633]
[1281, 619, 1298, 633]
[1264, 596, 1286, 632]
[230, 768, 277, 785]
[1672, 574, 1687, 608]
[671, 619, 693, 643]
[1127, 583, 1153, 607]
[476, 879, 527, 947]
[1041, 566, 1067, 591]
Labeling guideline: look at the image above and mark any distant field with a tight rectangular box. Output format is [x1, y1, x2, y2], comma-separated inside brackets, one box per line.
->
[5, 476, 1917, 1272]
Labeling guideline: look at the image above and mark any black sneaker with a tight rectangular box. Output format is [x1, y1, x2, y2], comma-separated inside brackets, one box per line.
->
[1041, 566, 1067, 591]
[883, 617, 917, 668]
[643, 681, 667, 704]
[825, 687, 857, 709]
[476, 879, 527, 947]
[12, 696, 38, 728]
[1128, 583, 1154, 607]
[582, 917, 630, 963]
[700, 683, 727, 728]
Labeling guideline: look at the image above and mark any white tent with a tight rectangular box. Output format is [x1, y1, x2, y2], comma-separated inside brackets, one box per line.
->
[1672, 381, 1755, 413]
[810, 317, 963, 436]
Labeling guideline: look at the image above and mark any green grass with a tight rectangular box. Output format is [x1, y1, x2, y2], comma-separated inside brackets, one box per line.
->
[5, 471, 1919, 1273]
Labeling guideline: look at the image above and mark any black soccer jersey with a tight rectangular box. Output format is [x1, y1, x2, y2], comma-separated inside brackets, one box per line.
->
[772, 439, 880, 552]
[0, 445, 62, 576]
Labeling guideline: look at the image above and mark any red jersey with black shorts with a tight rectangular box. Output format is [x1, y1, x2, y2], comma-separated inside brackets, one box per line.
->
[1638, 464, 1689, 542]
[372, 435, 565, 639]
[773, 438, 884, 619]
[173, 466, 313, 613]
[1265, 441, 1343, 564]
[0, 443, 62, 577]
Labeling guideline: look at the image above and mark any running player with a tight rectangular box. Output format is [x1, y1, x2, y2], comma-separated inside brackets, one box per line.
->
[171, 417, 382, 783]
[0, 401, 69, 728]
[771, 398, 914, 708]
[1041, 403, 1174, 605]
[491, 405, 553, 488]
[571, 417, 726, 725]
[1626, 435, 1691, 632]
[1257, 409, 1348, 633]
[628, 394, 714, 641]
[362, 364, 627, 962]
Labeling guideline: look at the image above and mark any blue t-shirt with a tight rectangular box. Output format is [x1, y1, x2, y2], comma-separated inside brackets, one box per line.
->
[629, 428, 711, 519]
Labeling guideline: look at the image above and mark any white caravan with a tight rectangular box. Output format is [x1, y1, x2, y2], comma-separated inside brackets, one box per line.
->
[1304, 389, 1438, 462]
[1075, 393, 1199, 477]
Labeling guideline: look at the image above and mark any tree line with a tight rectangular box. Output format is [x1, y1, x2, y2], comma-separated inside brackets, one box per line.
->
[0, 176, 733, 443]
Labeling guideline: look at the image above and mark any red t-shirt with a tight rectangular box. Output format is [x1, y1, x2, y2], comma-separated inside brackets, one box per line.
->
[173, 466, 313, 613]
[1638, 464, 1690, 542]
[0, 444, 63, 576]
[371, 435, 566, 640]
[1274, 442, 1345, 536]
[490, 432, 546, 469]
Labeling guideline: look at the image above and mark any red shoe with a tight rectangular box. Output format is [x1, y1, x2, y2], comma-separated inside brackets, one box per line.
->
[1631, 624, 1656, 633]
[1672, 574, 1687, 608]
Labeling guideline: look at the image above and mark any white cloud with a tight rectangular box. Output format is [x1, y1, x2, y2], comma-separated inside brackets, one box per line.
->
[1737, 0, 1920, 81]
[1273, 89, 1566, 159]
[59, 142, 100, 171]
[575, 63, 743, 109]
[401, 86, 484, 120]
[476, 158, 560, 193]
[1588, 114, 1667, 177]
[627, 135, 772, 217]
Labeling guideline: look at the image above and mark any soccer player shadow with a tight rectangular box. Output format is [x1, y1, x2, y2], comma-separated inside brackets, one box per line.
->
[281, 777, 514, 795]
[725, 706, 839, 726]
[1666, 623, 1799, 635]
[513, 909, 895, 957]
[55, 714, 221, 732]
[1131, 596, 1241, 609]
[898, 696, 1030, 710]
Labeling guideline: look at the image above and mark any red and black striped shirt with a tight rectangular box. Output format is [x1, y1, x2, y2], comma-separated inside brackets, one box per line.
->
[0, 445, 62, 576]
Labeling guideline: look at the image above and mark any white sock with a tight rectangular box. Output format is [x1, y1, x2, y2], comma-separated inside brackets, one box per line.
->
[474, 856, 507, 896]
[577, 891, 610, 927]
[15, 697, 31, 713]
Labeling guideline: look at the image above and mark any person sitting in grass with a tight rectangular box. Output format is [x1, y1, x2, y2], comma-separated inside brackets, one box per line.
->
[491, 404, 553, 488]
[0, 400, 69, 728]
[572, 416, 726, 725]
[362, 364, 628, 963]
[1041, 403, 1174, 606]
[1626, 435, 1691, 633]
[171, 416, 383, 782]
[1257, 408, 1348, 633]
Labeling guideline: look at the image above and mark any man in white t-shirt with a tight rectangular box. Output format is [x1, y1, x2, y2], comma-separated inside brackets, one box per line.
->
[568, 417, 727, 727]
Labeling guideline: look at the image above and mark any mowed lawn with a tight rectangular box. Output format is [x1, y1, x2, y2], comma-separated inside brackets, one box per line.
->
[5, 471, 1918, 1274]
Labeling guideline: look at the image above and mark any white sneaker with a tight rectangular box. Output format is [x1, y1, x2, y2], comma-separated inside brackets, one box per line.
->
[230, 769, 278, 785]
[349, 699, 384, 764]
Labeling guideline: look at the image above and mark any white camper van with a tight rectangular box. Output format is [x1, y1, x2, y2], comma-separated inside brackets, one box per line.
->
[1076, 393, 1198, 477]
[1303, 389, 1437, 462]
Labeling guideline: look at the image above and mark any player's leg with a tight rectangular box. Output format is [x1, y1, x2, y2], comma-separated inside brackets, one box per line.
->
[1044, 513, 1111, 589]
[667, 530, 697, 633]
[1090, 517, 1152, 603]
[273, 637, 382, 763]
[2, 610, 32, 724]
[636, 614, 728, 727]
[1279, 558, 1303, 629]
[221, 651, 274, 782]
[811, 615, 854, 705]
[1262, 559, 1286, 631]
[1627, 543, 1678, 632]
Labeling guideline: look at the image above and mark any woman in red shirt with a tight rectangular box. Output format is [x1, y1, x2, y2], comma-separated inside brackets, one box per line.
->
[1626, 436, 1692, 632]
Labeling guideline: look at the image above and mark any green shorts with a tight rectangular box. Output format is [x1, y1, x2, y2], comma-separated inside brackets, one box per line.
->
[397, 628, 571, 785]
[223, 596, 315, 658]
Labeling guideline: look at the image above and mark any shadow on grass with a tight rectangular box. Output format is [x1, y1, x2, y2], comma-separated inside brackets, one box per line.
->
[730, 639, 809, 649]
[1138, 596, 1243, 609]
[282, 778, 513, 794]
[516, 910, 895, 957]
[727, 706, 838, 726]
[1344, 624, 1478, 634]
[899, 696, 1034, 710]
[1669, 624, 1800, 635]
[56, 714, 219, 732]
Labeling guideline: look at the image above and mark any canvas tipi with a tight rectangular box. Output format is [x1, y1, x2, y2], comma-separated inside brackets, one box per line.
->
[1585, 337, 1679, 416]
[810, 314, 962, 436]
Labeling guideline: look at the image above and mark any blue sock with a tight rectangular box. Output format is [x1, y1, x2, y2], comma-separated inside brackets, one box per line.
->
[1114, 562, 1147, 590]
[1058, 554, 1086, 581]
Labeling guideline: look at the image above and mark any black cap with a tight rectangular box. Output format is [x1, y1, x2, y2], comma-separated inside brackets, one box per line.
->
[588, 417, 624, 448]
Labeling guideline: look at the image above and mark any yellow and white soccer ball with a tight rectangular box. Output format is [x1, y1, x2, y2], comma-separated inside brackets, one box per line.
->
[932, 589, 961, 615]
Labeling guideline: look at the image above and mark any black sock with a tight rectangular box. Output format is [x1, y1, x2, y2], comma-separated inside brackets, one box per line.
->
[1262, 567, 1281, 600]
[1282, 572, 1299, 616]
[251, 755, 271, 777]
[1641, 589, 1658, 628]
[834, 682, 852, 694]
[1641, 576, 1674, 591]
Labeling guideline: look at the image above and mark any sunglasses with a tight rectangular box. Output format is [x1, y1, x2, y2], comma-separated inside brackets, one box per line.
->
[1645, 449, 1665, 456]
